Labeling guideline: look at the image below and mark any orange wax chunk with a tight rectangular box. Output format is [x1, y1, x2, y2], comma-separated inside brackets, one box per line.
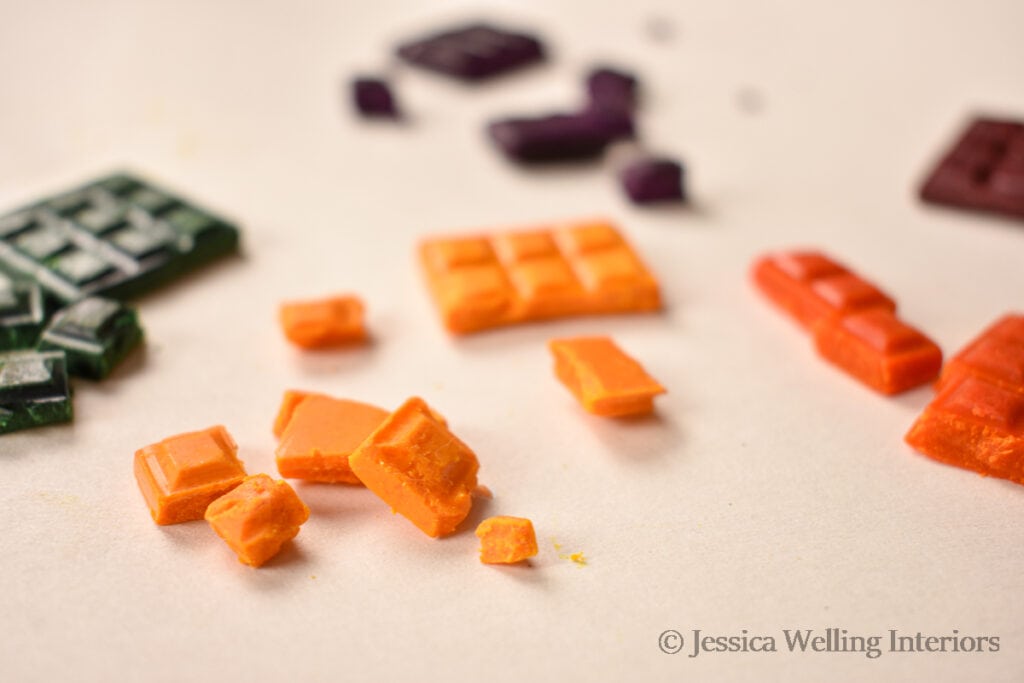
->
[938, 314, 1024, 390]
[752, 251, 895, 329]
[813, 309, 943, 394]
[134, 425, 247, 525]
[205, 474, 310, 567]
[279, 294, 366, 349]
[272, 389, 319, 438]
[275, 394, 389, 484]
[905, 374, 1024, 485]
[348, 397, 479, 537]
[548, 336, 666, 416]
[476, 516, 538, 564]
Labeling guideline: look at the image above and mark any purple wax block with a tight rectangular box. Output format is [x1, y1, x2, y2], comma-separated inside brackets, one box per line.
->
[352, 78, 399, 118]
[396, 23, 545, 82]
[487, 113, 614, 163]
[620, 158, 686, 204]
[583, 104, 635, 141]
[586, 67, 638, 112]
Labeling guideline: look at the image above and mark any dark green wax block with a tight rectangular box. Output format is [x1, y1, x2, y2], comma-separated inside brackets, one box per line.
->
[0, 349, 72, 434]
[0, 171, 240, 303]
[0, 276, 46, 350]
[37, 297, 142, 380]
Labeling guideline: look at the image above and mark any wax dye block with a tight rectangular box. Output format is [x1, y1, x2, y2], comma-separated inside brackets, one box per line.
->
[37, 297, 142, 380]
[352, 77, 399, 118]
[349, 397, 479, 538]
[586, 66, 638, 112]
[205, 474, 310, 567]
[476, 516, 538, 564]
[279, 294, 366, 349]
[938, 314, 1024, 391]
[275, 394, 389, 484]
[420, 220, 661, 334]
[812, 309, 943, 394]
[487, 111, 627, 164]
[548, 336, 666, 416]
[919, 116, 1024, 220]
[620, 158, 686, 204]
[0, 349, 72, 434]
[0, 278, 45, 350]
[396, 23, 544, 81]
[134, 425, 247, 525]
[0, 171, 239, 304]
[751, 251, 896, 330]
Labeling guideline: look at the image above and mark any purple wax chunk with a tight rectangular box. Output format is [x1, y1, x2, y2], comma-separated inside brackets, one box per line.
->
[397, 23, 545, 82]
[620, 158, 686, 204]
[583, 105, 636, 141]
[487, 112, 620, 163]
[352, 78, 399, 118]
[586, 67, 638, 112]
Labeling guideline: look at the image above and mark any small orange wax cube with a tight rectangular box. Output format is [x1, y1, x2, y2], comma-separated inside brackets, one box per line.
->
[279, 294, 366, 349]
[134, 425, 247, 525]
[275, 394, 389, 484]
[205, 474, 310, 567]
[475, 516, 538, 564]
[349, 397, 479, 538]
[548, 336, 666, 416]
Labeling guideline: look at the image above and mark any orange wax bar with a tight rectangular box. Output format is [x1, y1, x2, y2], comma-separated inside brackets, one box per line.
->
[205, 474, 310, 567]
[752, 251, 895, 330]
[279, 294, 366, 349]
[275, 393, 389, 484]
[419, 220, 661, 334]
[813, 309, 943, 394]
[475, 516, 539, 564]
[937, 314, 1024, 391]
[548, 336, 666, 416]
[134, 425, 247, 525]
[349, 397, 479, 538]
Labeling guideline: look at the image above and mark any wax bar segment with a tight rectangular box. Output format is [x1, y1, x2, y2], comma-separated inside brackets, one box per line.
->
[548, 336, 666, 416]
[938, 313, 1024, 390]
[487, 113, 618, 163]
[476, 516, 539, 564]
[812, 309, 942, 394]
[205, 474, 310, 567]
[0, 278, 46, 350]
[134, 425, 247, 524]
[349, 397, 479, 537]
[396, 23, 544, 82]
[279, 294, 366, 349]
[619, 158, 686, 204]
[0, 349, 72, 434]
[37, 297, 143, 379]
[275, 394, 389, 484]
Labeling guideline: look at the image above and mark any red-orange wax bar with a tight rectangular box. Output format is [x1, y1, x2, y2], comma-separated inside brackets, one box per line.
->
[752, 251, 895, 329]
[813, 309, 943, 395]
[937, 314, 1024, 391]
[419, 220, 661, 334]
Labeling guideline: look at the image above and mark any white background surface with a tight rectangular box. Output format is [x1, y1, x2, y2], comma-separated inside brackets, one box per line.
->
[1, 1, 1023, 681]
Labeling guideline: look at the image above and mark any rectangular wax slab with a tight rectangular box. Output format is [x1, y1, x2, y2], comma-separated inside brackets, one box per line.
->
[37, 296, 143, 380]
[0, 349, 72, 434]
[0, 171, 240, 304]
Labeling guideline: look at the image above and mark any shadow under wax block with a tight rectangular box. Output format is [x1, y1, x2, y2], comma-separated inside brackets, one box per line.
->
[37, 297, 143, 379]
[0, 349, 72, 434]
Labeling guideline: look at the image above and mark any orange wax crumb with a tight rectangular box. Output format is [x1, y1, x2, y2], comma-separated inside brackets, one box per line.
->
[475, 516, 538, 564]
[548, 336, 666, 416]
[275, 394, 389, 484]
[205, 474, 310, 567]
[349, 397, 479, 538]
[279, 294, 367, 349]
[134, 425, 247, 525]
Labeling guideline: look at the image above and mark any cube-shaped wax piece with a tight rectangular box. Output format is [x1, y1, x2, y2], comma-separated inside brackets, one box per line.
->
[352, 77, 399, 118]
[37, 297, 143, 379]
[349, 397, 479, 537]
[396, 23, 544, 81]
[475, 516, 538, 564]
[205, 474, 310, 567]
[586, 66, 638, 112]
[279, 294, 366, 349]
[275, 394, 389, 484]
[0, 349, 72, 434]
[938, 314, 1024, 391]
[134, 425, 247, 524]
[812, 308, 943, 395]
[0, 278, 46, 350]
[548, 336, 666, 416]
[619, 158, 686, 204]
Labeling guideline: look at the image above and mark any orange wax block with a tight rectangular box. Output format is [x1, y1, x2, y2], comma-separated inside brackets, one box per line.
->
[275, 394, 389, 484]
[813, 309, 943, 394]
[133, 425, 247, 525]
[205, 474, 310, 567]
[905, 373, 1024, 485]
[548, 336, 666, 416]
[938, 314, 1024, 391]
[752, 251, 895, 330]
[349, 397, 479, 538]
[475, 516, 538, 564]
[419, 219, 661, 334]
[279, 294, 366, 349]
